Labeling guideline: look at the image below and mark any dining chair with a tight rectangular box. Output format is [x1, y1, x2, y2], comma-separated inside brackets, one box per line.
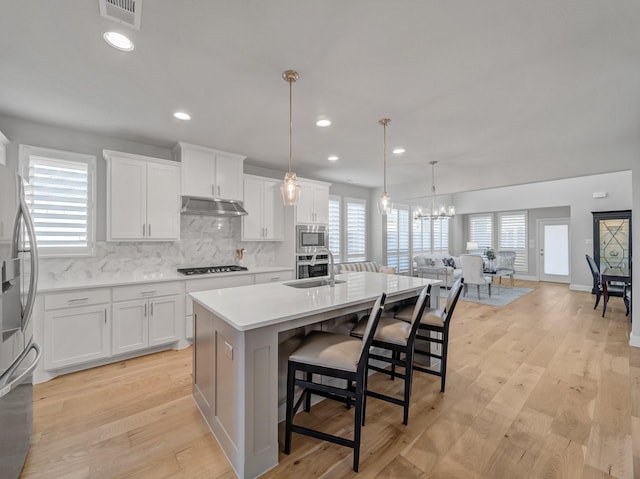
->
[394, 278, 464, 392]
[585, 254, 625, 316]
[350, 285, 431, 425]
[495, 251, 516, 287]
[459, 254, 492, 299]
[284, 293, 386, 472]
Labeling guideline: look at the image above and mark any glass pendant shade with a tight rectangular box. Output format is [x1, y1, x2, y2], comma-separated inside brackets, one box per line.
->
[281, 171, 301, 206]
[378, 192, 392, 215]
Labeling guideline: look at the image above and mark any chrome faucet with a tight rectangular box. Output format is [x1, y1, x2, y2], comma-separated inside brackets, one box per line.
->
[310, 247, 335, 287]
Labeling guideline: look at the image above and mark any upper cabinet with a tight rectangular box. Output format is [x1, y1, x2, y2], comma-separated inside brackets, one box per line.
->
[104, 150, 180, 241]
[174, 142, 245, 202]
[296, 178, 331, 225]
[0, 130, 8, 166]
[242, 175, 283, 241]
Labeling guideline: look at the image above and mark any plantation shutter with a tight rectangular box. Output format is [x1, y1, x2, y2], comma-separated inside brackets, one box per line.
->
[468, 214, 493, 250]
[346, 198, 366, 262]
[498, 212, 528, 271]
[328, 196, 341, 262]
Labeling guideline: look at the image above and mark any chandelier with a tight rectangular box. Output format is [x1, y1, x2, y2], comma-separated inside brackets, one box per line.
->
[414, 160, 455, 220]
[281, 70, 301, 206]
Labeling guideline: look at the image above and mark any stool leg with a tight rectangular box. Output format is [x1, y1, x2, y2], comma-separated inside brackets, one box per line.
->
[284, 362, 295, 454]
[403, 350, 412, 425]
[353, 385, 363, 472]
[440, 331, 449, 393]
[304, 371, 312, 412]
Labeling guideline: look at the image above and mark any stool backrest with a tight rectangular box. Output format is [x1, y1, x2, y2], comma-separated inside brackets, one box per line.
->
[407, 285, 431, 340]
[586, 254, 601, 289]
[443, 278, 464, 324]
[357, 292, 386, 370]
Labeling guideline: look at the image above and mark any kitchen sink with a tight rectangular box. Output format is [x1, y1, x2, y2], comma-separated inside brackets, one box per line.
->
[284, 279, 345, 289]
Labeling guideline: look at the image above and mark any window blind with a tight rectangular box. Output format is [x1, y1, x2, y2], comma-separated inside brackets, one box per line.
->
[346, 198, 366, 262]
[468, 214, 493, 250]
[386, 205, 410, 273]
[328, 196, 341, 262]
[433, 218, 449, 252]
[498, 212, 528, 271]
[22, 147, 95, 256]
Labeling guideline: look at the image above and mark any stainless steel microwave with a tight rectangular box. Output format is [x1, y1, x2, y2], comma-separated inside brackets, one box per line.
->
[296, 225, 327, 253]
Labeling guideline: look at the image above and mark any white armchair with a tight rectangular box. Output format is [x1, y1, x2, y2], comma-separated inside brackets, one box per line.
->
[495, 251, 516, 287]
[460, 254, 492, 299]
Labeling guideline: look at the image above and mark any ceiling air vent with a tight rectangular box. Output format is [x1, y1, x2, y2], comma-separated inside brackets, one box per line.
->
[99, 0, 142, 30]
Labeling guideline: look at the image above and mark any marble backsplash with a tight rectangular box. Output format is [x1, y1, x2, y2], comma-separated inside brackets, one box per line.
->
[39, 215, 281, 282]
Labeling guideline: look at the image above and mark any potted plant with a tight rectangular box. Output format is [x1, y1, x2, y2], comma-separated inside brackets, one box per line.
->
[485, 248, 496, 270]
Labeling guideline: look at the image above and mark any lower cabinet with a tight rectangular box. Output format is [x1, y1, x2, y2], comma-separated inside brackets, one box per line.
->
[44, 289, 111, 370]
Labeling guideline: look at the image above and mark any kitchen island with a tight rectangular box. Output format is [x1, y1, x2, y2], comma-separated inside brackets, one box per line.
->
[190, 271, 440, 478]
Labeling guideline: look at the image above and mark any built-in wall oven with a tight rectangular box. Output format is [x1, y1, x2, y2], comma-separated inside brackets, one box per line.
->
[296, 225, 327, 254]
[296, 254, 329, 279]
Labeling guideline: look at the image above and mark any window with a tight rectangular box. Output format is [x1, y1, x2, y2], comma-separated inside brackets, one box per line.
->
[329, 196, 367, 264]
[345, 198, 366, 262]
[328, 196, 341, 263]
[432, 218, 449, 252]
[468, 213, 493, 251]
[20, 145, 96, 257]
[498, 211, 528, 271]
[386, 205, 410, 273]
[412, 210, 448, 254]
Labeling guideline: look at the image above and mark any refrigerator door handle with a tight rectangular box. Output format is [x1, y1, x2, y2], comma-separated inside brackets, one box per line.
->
[19, 194, 39, 330]
[0, 341, 41, 399]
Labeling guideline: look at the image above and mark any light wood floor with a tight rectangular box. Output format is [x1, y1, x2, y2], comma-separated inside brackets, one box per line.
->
[21, 281, 637, 478]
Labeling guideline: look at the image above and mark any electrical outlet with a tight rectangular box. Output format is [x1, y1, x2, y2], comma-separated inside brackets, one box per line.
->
[224, 341, 233, 360]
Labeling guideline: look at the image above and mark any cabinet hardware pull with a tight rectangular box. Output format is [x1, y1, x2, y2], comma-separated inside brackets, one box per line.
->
[265, 227, 267, 237]
[141, 290, 157, 295]
[144, 303, 147, 317]
[68, 297, 89, 303]
[104, 310, 107, 324]
[151, 302, 154, 316]
[148, 224, 151, 236]
[218, 185, 221, 196]
[142, 224, 145, 236]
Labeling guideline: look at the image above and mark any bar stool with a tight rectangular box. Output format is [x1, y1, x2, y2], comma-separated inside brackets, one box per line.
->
[350, 285, 431, 425]
[283, 293, 386, 472]
[394, 278, 463, 392]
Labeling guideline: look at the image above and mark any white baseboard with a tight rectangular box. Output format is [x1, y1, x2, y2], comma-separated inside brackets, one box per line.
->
[630, 331, 640, 348]
[570, 284, 592, 292]
[514, 274, 538, 282]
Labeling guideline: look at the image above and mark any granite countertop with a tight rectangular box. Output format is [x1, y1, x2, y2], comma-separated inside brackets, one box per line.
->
[190, 271, 440, 332]
[37, 266, 294, 293]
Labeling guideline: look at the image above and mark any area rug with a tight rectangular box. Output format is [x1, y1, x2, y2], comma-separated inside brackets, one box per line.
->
[447, 286, 534, 307]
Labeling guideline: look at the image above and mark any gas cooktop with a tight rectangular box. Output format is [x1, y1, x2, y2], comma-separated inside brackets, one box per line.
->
[177, 265, 248, 275]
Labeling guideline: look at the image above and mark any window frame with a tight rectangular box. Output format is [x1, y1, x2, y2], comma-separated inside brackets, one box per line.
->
[19, 144, 97, 258]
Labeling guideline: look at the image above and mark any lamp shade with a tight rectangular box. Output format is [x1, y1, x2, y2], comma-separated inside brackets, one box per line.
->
[466, 241, 479, 251]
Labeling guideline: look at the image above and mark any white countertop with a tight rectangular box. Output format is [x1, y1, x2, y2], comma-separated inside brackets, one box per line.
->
[37, 266, 294, 293]
[190, 271, 440, 332]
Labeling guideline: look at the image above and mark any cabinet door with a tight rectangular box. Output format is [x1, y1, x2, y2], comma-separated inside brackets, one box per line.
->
[215, 154, 244, 201]
[296, 181, 316, 224]
[146, 162, 180, 240]
[149, 295, 180, 347]
[312, 184, 330, 224]
[262, 179, 283, 240]
[44, 304, 110, 369]
[241, 176, 264, 240]
[109, 157, 147, 239]
[181, 146, 215, 198]
[112, 299, 148, 355]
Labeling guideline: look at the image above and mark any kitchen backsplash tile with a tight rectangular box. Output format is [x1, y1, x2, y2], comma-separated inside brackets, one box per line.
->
[39, 216, 278, 281]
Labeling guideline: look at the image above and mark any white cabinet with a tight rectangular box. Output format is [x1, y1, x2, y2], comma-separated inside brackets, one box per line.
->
[0, 130, 8, 166]
[296, 179, 330, 224]
[254, 270, 294, 284]
[43, 289, 111, 370]
[104, 150, 180, 241]
[241, 175, 283, 241]
[112, 282, 183, 355]
[174, 142, 245, 201]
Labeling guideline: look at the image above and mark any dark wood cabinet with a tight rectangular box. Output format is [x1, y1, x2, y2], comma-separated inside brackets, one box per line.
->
[592, 210, 632, 271]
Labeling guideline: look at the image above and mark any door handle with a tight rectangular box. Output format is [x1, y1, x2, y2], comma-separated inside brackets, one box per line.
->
[0, 341, 41, 399]
[18, 196, 38, 330]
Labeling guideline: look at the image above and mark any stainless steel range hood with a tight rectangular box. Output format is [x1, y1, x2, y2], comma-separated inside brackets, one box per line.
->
[181, 196, 248, 216]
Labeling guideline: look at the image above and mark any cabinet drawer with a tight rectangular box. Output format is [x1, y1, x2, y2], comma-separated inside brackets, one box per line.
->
[254, 271, 293, 284]
[112, 281, 183, 302]
[44, 289, 111, 311]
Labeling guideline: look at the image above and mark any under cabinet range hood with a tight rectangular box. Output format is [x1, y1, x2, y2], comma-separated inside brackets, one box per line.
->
[181, 196, 248, 216]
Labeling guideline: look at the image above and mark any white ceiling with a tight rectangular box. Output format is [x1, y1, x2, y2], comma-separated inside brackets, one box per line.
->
[1, 1, 639, 190]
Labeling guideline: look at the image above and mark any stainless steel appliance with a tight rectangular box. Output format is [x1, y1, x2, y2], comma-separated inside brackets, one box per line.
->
[177, 265, 248, 275]
[0, 164, 40, 479]
[296, 254, 329, 279]
[296, 225, 327, 254]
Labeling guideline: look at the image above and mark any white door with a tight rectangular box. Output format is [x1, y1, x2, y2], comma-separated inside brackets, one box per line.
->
[146, 162, 180, 240]
[181, 146, 215, 198]
[109, 157, 147, 239]
[215, 154, 244, 201]
[538, 219, 570, 283]
[112, 299, 148, 354]
[149, 295, 179, 346]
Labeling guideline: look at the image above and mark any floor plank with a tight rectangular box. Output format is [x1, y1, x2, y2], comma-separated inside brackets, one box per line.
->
[21, 280, 636, 478]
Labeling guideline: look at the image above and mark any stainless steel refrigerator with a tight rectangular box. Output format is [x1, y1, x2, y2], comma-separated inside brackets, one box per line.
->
[0, 163, 40, 478]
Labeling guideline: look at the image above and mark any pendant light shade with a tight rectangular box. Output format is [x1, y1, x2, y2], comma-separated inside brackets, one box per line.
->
[281, 70, 301, 206]
[377, 118, 392, 215]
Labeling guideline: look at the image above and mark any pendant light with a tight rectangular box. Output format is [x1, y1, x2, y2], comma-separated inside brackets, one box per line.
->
[281, 70, 301, 206]
[377, 118, 392, 215]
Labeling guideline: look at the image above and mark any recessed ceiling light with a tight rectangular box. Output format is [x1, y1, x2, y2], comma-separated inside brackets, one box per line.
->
[393, 148, 406, 155]
[173, 111, 191, 121]
[316, 119, 332, 127]
[328, 155, 339, 161]
[103, 31, 134, 51]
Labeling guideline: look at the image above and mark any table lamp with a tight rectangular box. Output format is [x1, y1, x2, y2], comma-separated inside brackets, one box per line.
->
[466, 241, 479, 252]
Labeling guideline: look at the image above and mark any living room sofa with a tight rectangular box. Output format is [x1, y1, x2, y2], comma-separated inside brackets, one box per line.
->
[333, 261, 396, 275]
[413, 253, 463, 288]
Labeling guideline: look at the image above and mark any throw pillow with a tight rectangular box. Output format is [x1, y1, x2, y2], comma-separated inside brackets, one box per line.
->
[442, 257, 456, 268]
